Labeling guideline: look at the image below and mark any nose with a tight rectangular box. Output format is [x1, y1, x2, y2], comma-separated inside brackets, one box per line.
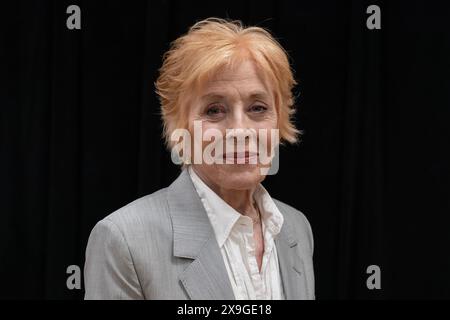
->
[225, 107, 258, 151]
[228, 106, 249, 130]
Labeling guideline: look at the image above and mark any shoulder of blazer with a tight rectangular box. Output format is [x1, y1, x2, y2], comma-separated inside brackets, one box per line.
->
[98, 187, 172, 238]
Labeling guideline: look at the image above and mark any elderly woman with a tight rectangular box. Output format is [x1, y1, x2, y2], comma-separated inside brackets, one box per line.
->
[84, 18, 314, 300]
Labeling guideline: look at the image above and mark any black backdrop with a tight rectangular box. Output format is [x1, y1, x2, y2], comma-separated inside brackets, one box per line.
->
[1, 0, 450, 299]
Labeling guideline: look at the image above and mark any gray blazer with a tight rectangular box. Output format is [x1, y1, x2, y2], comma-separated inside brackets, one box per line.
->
[84, 168, 315, 299]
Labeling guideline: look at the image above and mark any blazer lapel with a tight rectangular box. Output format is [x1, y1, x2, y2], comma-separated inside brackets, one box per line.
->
[167, 169, 235, 300]
[274, 212, 309, 300]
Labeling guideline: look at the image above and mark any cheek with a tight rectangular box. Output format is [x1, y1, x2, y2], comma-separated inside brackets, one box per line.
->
[269, 112, 279, 128]
[187, 121, 226, 156]
[201, 123, 225, 148]
[256, 119, 279, 153]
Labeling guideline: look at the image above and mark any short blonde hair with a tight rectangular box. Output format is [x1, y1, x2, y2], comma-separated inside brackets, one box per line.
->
[155, 17, 301, 149]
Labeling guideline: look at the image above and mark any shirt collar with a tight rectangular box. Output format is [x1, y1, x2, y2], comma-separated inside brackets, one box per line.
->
[187, 165, 284, 248]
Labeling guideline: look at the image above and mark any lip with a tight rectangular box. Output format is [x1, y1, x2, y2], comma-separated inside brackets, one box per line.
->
[222, 151, 259, 159]
[218, 151, 259, 164]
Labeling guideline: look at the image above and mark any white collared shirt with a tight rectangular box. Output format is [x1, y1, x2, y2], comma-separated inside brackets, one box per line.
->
[187, 165, 285, 300]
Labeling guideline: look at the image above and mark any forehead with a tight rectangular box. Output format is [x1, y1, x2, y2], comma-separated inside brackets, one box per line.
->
[198, 60, 272, 99]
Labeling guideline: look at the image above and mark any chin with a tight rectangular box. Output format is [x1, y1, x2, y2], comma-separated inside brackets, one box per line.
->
[215, 164, 265, 190]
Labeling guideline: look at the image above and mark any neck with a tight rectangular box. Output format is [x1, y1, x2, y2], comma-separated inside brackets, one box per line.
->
[191, 166, 259, 218]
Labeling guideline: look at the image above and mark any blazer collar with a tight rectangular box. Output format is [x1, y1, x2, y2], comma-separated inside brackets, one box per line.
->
[166, 168, 305, 300]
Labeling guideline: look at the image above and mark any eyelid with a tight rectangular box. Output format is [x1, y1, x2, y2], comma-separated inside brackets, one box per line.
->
[205, 103, 226, 111]
[209, 102, 224, 107]
[253, 99, 269, 107]
[249, 104, 269, 112]
[203, 103, 227, 118]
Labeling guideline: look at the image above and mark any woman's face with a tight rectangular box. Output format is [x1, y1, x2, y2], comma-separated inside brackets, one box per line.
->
[186, 59, 278, 191]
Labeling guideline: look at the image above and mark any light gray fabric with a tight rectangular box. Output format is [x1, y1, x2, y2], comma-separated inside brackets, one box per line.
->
[84, 168, 315, 300]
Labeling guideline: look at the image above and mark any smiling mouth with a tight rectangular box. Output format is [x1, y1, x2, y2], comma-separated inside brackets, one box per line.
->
[221, 151, 259, 164]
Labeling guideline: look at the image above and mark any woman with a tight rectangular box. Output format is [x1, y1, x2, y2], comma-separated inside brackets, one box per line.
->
[84, 17, 314, 300]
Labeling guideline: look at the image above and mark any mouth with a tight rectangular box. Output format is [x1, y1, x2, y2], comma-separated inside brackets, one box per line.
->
[221, 151, 259, 164]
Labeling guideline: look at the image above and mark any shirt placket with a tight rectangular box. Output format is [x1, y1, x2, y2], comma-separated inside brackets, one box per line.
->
[242, 219, 266, 300]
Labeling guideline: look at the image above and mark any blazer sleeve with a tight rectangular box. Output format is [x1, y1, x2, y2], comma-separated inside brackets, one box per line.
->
[84, 219, 144, 299]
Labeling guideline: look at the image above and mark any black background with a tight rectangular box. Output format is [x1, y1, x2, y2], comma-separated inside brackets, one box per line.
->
[1, 0, 449, 299]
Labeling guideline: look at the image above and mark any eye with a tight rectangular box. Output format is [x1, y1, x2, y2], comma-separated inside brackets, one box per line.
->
[249, 105, 268, 113]
[205, 104, 226, 117]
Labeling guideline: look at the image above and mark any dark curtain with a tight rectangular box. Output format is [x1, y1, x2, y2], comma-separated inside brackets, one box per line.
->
[1, 0, 449, 299]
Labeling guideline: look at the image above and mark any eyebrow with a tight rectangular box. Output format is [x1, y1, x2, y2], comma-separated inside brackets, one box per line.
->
[200, 91, 270, 102]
